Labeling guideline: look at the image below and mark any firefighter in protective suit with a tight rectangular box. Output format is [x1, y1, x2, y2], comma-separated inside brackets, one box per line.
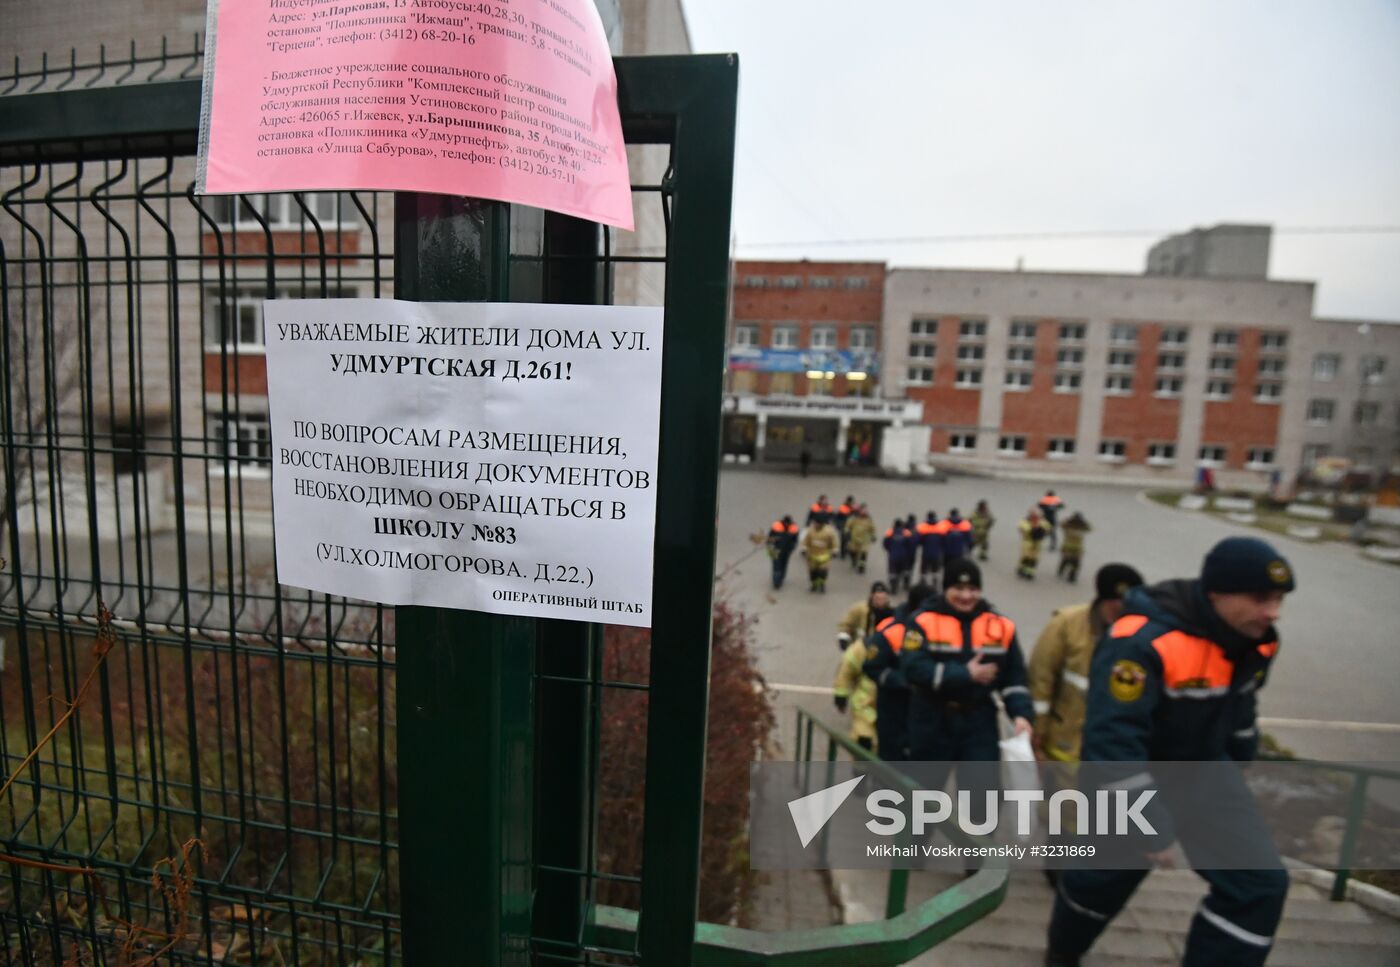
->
[832, 587, 893, 751]
[1029, 563, 1144, 763]
[1046, 537, 1296, 967]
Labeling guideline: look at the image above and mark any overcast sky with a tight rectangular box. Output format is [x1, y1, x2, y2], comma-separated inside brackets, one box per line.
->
[679, 0, 1400, 320]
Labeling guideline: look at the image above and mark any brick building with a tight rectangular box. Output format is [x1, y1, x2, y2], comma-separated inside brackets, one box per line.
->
[881, 268, 1323, 485]
[722, 260, 924, 468]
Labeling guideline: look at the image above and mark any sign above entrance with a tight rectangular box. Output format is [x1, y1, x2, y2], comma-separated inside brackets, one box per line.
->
[725, 394, 924, 421]
[728, 347, 878, 374]
[196, 0, 634, 229]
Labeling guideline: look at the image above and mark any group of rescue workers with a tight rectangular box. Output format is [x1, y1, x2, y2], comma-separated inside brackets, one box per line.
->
[782, 486, 1299, 967]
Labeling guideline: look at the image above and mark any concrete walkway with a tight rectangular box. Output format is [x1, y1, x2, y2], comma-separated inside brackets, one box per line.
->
[832, 867, 1400, 965]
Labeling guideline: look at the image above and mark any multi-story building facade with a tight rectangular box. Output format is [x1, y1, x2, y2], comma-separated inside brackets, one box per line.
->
[882, 268, 1320, 485]
[1297, 318, 1400, 475]
[722, 260, 924, 468]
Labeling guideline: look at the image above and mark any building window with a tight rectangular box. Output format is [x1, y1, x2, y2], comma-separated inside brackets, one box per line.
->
[906, 367, 934, 386]
[1058, 323, 1087, 343]
[948, 433, 977, 453]
[1361, 355, 1387, 382]
[1260, 332, 1288, 352]
[1159, 327, 1189, 346]
[1198, 445, 1227, 466]
[776, 275, 802, 289]
[1355, 401, 1380, 425]
[998, 435, 1027, 456]
[1256, 357, 1286, 376]
[1147, 443, 1177, 465]
[1246, 447, 1275, 468]
[1109, 323, 1138, 345]
[206, 284, 357, 348]
[959, 319, 987, 339]
[1107, 351, 1136, 369]
[730, 370, 757, 393]
[1004, 370, 1032, 390]
[1056, 348, 1084, 367]
[809, 276, 834, 289]
[1306, 399, 1335, 424]
[1007, 346, 1035, 364]
[209, 412, 272, 468]
[955, 369, 983, 388]
[1156, 352, 1185, 371]
[1212, 329, 1239, 349]
[808, 374, 835, 396]
[1208, 356, 1236, 373]
[1154, 376, 1183, 397]
[772, 325, 799, 349]
[1312, 353, 1340, 381]
[1104, 374, 1134, 394]
[849, 326, 876, 350]
[1253, 382, 1283, 402]
[733, 324, 759, 347]
[810, 326, 837, 350]
[910, 317, 939, 336]
[769, 372, 795, 394]
[1098, 440, 1127, 462]
[1047, 438, 1076, 459]
[209, 192, 358, 229]
[1009, 320, 1038, 341]
[1300, 444, 1329, 466]
[1054, 372, 1082, 393]
[910, 342, 937, 359]
[743, 275, 768, 288]
[957, 345, 985, 362]
[843, 276, 870, 289]
[1205, 380, 1233, 400]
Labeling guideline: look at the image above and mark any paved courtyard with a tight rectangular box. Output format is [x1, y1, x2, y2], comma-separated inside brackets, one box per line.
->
[713, 466, 1400, 765]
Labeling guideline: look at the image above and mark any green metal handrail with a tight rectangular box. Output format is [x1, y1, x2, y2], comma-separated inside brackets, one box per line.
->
[584, 709, 1008, 966]
[1259, 755, 1400, 901]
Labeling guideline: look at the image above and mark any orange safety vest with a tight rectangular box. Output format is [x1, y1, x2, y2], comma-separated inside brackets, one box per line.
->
[1110, 614, 1277, 699]
[912, 610, 1017, 655]
[874, 615, 908, 653]
[838, 503, 853, 516]
[770, 520, 799, 535]
[916, 521, 938, 538]
[947, 519, 972, 534]
[1039, 495, 1063, 509]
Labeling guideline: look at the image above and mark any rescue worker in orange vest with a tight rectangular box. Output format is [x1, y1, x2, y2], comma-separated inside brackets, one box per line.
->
[765, 515, 800, 590]
[806, 494, 833, 527]
[859, 583, 936, 762]
[1029, 563, 1145, 763]
[900, 559, 1034, 764]
[916, 511, 946, 588]
[1038, 489, 1064, 549]
[1046, 538, 1295, 967]
[835, 495, 856, 559]
[942, 508, 974, 561]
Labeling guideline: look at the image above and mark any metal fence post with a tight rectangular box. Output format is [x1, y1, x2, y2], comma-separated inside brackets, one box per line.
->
[394, 194, 537, 966]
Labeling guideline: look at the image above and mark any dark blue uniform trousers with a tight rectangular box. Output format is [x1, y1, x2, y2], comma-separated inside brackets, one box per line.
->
[1048, 770, 1287, 966]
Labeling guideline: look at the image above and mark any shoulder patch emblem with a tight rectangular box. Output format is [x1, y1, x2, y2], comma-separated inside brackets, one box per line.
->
[1267, 560, 1291, 585]
[905, 629, 925, 651]
[1109, 659, 1147, 703]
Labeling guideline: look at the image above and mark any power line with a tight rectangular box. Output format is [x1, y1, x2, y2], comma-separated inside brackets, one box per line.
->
[734, 225, 1400, 250]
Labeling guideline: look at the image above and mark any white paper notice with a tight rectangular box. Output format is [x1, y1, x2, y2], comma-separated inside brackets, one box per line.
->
[263, 299, 662, 628]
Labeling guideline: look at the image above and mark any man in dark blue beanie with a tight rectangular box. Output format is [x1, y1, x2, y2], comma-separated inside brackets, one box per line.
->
[1046, 536, 1295, 967]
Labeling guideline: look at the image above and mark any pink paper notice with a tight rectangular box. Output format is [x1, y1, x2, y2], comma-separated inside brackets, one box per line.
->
[200, 0, 633, 230]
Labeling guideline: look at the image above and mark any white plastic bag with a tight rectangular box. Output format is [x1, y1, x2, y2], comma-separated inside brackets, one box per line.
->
[999, 732, 1041, 840]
